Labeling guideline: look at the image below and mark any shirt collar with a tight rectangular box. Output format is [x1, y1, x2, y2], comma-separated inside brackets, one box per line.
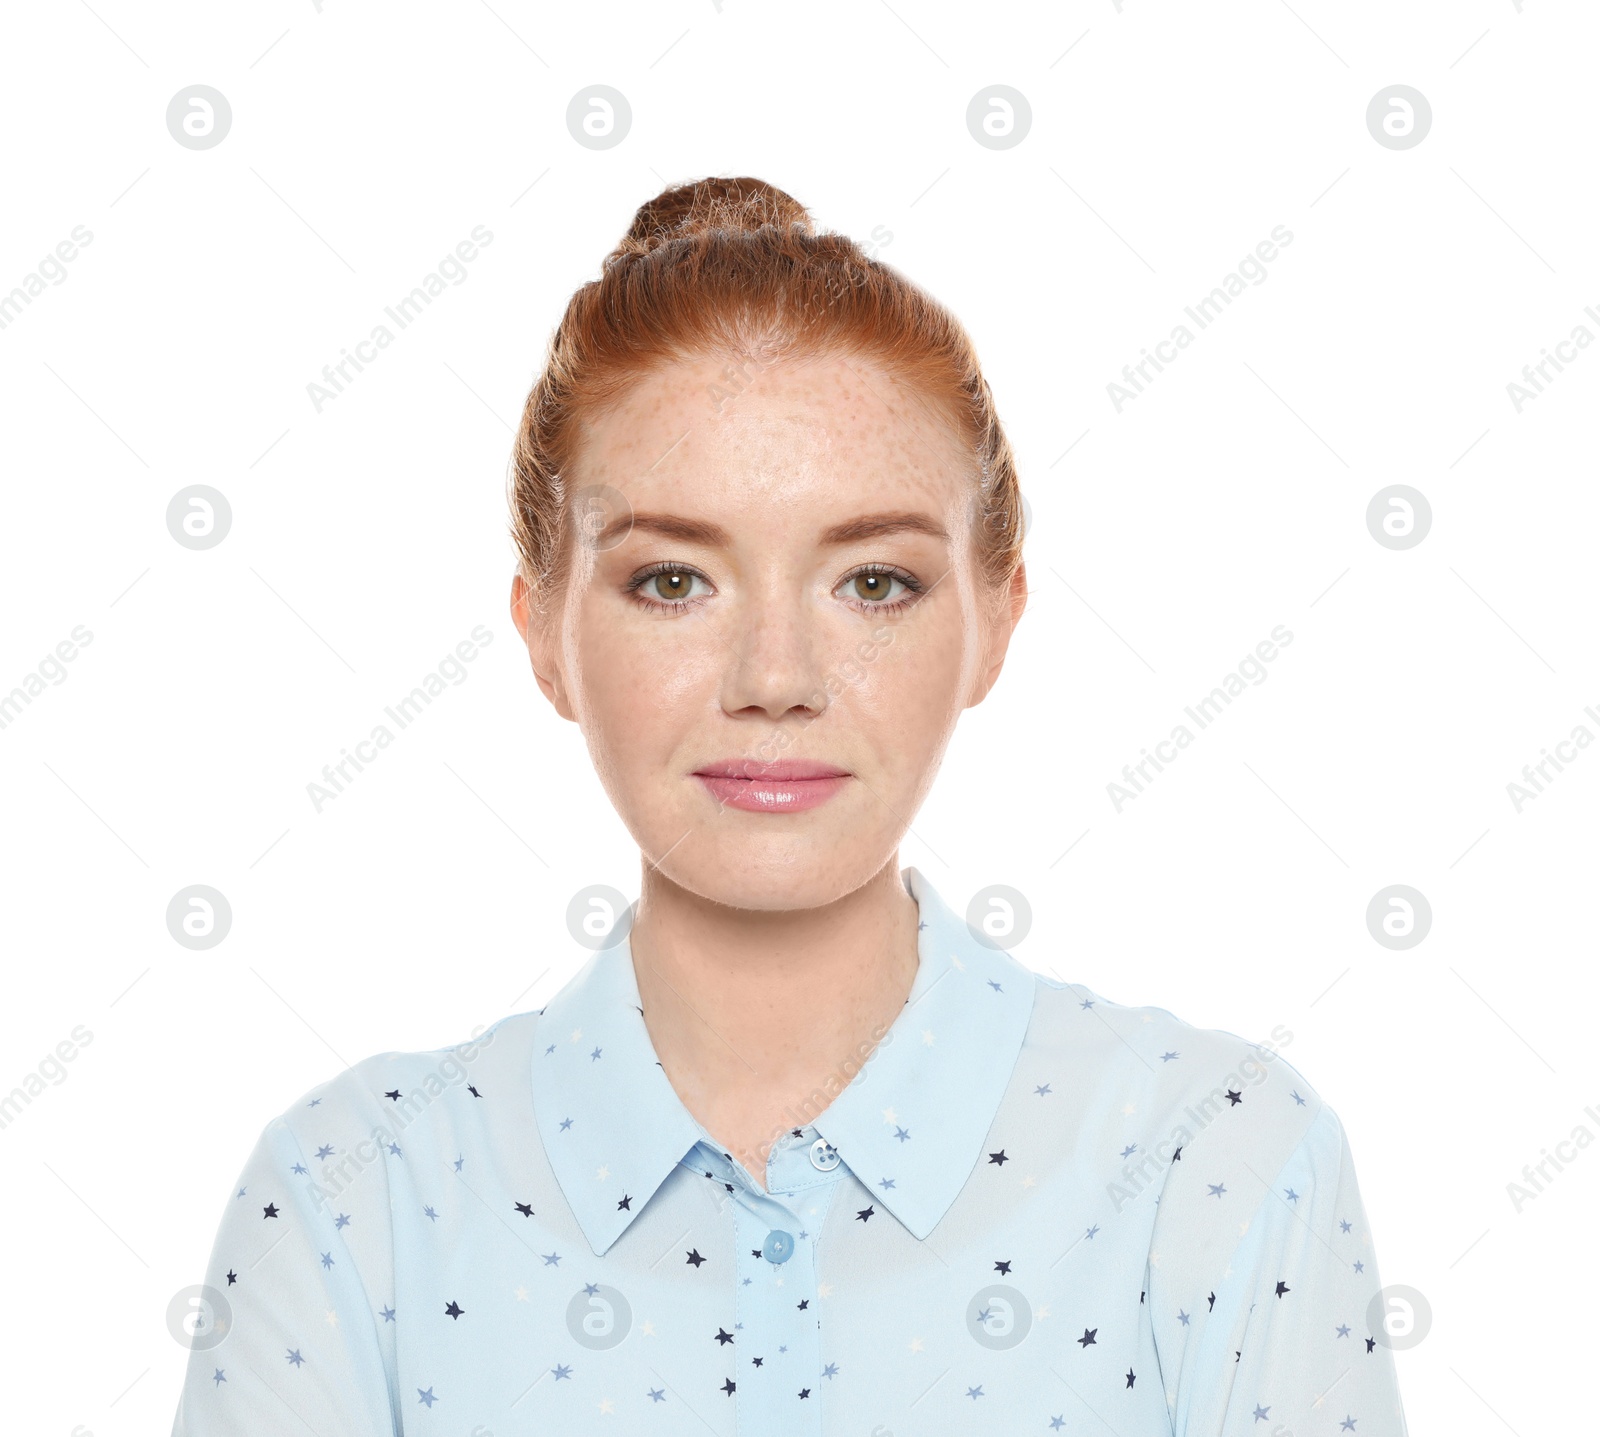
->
[530, 866, 1037, 1255]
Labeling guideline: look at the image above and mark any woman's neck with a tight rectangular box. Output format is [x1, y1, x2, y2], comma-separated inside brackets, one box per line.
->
[627, 856, 921, 1191]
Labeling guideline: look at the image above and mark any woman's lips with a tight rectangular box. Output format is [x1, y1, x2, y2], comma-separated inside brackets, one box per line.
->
[692, 760, 852, 814]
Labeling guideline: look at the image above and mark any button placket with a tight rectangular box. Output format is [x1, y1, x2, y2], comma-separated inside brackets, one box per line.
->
[732, 1182, 833, 1437]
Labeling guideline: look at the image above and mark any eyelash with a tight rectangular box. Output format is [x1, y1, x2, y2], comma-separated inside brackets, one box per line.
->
[841, 563, 924, 613]
[624, 561, 925, 616]
[625, 563, 706, 614]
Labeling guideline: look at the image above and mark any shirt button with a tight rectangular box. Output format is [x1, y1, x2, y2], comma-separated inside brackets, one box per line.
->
[808, 1137, 840, 1171]
[762, 1229, 795, 1264]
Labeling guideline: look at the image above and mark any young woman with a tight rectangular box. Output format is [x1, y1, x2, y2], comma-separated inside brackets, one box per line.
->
[173, 178, 1408, 1435]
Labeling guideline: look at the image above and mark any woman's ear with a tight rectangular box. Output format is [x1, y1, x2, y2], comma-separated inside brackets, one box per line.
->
[510, 571, 577, 722]
[966, 559, 1029, 709]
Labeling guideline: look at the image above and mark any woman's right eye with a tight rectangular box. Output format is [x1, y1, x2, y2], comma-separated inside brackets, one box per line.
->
[630, 567, 711, 608]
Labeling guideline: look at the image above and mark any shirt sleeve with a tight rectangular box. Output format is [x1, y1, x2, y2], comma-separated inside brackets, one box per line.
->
[171, 1110, 400, 1436]
[1150, 1102, 1410, 1437]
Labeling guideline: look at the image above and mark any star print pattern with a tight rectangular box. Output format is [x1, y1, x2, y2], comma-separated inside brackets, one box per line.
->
[171, 867, 1407, 1435]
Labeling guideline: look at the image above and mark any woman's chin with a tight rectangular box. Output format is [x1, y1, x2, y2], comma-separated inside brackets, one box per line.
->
[644, 835, 892, 913]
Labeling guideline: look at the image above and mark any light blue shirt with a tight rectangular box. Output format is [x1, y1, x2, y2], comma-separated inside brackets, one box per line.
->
[173, 867, 1408, 1435]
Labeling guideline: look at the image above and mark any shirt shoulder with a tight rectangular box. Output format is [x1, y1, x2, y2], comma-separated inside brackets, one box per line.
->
[1025, 970, 1330, 1190]
[254, 1007, 545, 1173]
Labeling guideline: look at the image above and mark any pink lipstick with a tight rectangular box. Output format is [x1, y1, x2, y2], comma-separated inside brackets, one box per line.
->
[693, 758, 851, 814]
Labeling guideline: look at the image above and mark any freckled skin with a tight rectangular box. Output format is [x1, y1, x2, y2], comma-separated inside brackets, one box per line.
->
[516, 352, 1017, 910]
[511, 350, 1027, 1180]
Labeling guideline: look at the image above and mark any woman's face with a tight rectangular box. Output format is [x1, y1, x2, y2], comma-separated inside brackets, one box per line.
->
[512, 351, 1025, 911]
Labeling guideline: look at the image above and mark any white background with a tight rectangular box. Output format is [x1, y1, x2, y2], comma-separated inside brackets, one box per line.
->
[2, 0, 1594, 1431]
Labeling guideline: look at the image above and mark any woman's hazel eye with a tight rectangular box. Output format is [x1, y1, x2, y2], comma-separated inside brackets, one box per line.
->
[850, 572, 900, 603]
[651, 571, 693, 601]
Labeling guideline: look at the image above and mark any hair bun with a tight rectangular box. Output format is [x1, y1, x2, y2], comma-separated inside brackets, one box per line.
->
[607, 176, 813, 265]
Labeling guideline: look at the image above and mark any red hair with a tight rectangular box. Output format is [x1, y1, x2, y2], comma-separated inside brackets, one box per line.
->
[508, 176, 1023, 616]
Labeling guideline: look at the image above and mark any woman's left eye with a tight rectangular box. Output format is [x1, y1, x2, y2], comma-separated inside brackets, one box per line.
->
[836, 569, 918, 606]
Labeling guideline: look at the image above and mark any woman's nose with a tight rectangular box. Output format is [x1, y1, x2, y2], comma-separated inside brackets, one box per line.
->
[716, 586, 831, 721]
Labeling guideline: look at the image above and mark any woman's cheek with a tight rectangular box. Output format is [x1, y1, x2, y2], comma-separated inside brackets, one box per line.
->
[580, 622, 715, 763]
[845, 645, 941, 764]
[868, 620, 963, 709]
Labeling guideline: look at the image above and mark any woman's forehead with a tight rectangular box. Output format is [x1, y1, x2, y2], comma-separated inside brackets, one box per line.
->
[575, 353, 975, 516]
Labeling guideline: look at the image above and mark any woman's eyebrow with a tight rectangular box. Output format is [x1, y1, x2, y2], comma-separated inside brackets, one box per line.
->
[600, 510, 951, 548]
[598, 512, 731, 547]
[819, 511, 950, 545]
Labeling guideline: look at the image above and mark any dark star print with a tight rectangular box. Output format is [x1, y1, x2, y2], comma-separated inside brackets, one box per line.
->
[176, 871, 1402, 1436]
